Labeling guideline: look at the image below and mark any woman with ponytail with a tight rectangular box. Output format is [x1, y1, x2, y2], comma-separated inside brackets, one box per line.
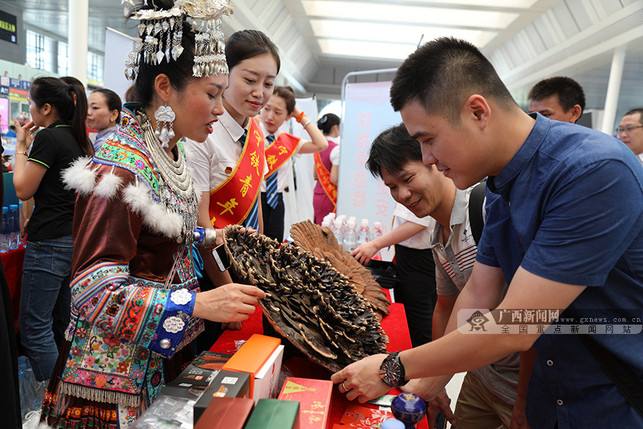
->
[13, 76, 92, 384]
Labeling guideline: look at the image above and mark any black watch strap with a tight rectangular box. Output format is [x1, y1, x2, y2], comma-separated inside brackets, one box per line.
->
[380, 351, 408, 387]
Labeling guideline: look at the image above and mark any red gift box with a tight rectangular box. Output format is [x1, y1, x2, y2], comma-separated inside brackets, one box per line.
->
[194, 396, 254, 429]
[335, 403, 394, 428]
[278, 377, 333, 429]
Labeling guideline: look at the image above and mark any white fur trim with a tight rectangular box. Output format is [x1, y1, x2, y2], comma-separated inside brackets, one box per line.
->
[62, 156, 96, 196]
[123, 183, 183, 238]
[93, 171, 123, 199]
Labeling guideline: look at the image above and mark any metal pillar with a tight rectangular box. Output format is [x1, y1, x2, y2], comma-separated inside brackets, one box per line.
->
[600, 47, 626, 135]
[68, 0, 89, 86]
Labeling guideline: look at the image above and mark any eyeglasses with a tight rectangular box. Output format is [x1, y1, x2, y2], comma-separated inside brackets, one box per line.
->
[616, 125, 643, 135]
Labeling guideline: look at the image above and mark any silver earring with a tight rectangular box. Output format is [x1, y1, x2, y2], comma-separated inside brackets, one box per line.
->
[154, 104, 176, 148]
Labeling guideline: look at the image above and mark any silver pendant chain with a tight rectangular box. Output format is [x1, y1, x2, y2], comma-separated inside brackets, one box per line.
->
[140, 112, 199, 241]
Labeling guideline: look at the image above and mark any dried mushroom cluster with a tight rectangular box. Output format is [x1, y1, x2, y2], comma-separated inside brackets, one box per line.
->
[222, 225, 389, 372]
[290, 220, 390, 316]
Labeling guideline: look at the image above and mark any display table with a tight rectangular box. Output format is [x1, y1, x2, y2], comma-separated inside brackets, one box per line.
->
[0, 245, 24, 332]
[211, 302, 429, 428]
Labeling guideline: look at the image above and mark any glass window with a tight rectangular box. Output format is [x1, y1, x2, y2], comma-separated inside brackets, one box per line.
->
[26, 29, 54, 72]
[25, 30, 45, 70]
[87, 51, 103, 86]
[58, 41, 69, 76]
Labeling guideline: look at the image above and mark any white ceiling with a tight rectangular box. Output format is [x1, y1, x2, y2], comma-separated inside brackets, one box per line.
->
[2, 0, 643, 118]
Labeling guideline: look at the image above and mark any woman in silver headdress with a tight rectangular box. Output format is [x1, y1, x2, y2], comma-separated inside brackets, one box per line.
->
[40, 1, 265, 426]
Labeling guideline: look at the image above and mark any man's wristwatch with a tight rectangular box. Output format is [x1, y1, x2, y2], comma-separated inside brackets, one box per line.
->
[379, 351, 408, 387]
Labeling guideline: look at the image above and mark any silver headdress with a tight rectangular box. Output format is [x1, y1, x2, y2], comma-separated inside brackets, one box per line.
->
[122, 0, 233, 80]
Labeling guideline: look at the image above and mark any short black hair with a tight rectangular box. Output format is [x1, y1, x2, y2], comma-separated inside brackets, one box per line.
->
[528, 76, 586, 113]
[366, 124, 423, 179]
[624, 108, 643, 124]
[391, 37, 516, 122]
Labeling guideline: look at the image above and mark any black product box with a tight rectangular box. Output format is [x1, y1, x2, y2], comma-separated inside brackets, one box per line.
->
[160, 351, 232, 401]
[193, 369, 251, 424]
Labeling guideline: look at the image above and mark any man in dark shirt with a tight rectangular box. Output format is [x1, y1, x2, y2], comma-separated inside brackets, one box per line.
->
[527, 76, 585, 123]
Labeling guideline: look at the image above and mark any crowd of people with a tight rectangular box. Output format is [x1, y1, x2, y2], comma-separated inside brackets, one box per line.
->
[0, 0, 641, 428]
[332, 38, 642, 429]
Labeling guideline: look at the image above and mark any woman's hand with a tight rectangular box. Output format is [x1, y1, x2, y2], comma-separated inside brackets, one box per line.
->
[214, 228, 225, 247]
[290, 106, 302, 120]
[193, 283, 265, 322]
[15, 120, 37, 152]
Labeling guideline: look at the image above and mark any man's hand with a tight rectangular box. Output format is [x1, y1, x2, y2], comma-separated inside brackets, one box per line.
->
[351, 241, 379, 265]
[426, 388, 455, 429]
[331, 354, 390, 402]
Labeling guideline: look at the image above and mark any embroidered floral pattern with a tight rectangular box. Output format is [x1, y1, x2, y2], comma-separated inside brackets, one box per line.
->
[170, 288, 191, 306]
[54, 107, 202, 424]
[163, 316, 185, 333]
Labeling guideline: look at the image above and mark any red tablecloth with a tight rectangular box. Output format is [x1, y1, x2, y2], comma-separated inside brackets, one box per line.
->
[211, 301, 429, 428]
[0, 245, 24, 332]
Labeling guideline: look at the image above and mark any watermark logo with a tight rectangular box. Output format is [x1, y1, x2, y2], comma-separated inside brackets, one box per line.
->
[458, 309, 642, 335]
[465, 310, 490, 332]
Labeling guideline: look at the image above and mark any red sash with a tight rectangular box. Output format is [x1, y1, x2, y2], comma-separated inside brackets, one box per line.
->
[208, 118, 265, 228]
[265, 132, 301, 178]
[314, 151, 337, 210]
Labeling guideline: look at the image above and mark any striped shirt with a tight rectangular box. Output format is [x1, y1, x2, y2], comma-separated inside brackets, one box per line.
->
[430, 186, 519, 406]
[430, 188, 477, 295]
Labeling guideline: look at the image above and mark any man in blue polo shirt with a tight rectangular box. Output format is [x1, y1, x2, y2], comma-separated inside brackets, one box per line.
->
[331, 37, 642, 428]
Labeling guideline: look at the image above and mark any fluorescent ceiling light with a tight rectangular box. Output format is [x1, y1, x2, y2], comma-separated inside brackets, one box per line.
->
[302, 1, 520, 29]
[310, 19, 496, 47]
[318, 39, 418, 60]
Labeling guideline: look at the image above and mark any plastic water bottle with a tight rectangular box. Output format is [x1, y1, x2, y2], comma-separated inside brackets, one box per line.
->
[321, 212, 335, 229]
[18, 201, 23, 246]
[372, 221, 384, 260]
[336, 214, 347, 233]
[1, 207, 9, 253]
[9, 204, 19, 250]
[343, 218, 357, 252]
[18, 356, 39, 419]
[332, 218, 344, 245]
[322, 212, 336, 227]
[357, 218, 370, 246]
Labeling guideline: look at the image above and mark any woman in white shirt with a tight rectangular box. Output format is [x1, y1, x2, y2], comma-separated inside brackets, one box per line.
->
[185, 30, 280, 351]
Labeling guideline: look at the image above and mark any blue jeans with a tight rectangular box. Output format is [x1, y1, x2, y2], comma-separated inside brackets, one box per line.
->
[19, 236, 73, 381]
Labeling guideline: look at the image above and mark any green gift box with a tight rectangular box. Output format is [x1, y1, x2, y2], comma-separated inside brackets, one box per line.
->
[244, 398, 300, 429]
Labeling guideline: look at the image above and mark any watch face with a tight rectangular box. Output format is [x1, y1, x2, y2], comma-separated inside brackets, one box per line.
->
[381, 359, 402, 386]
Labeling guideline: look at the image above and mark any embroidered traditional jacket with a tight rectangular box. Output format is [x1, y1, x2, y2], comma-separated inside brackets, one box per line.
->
[59, 106, 203, 410]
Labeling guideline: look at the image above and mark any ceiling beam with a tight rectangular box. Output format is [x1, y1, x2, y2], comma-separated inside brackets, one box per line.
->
[498, 3, 643, 90]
